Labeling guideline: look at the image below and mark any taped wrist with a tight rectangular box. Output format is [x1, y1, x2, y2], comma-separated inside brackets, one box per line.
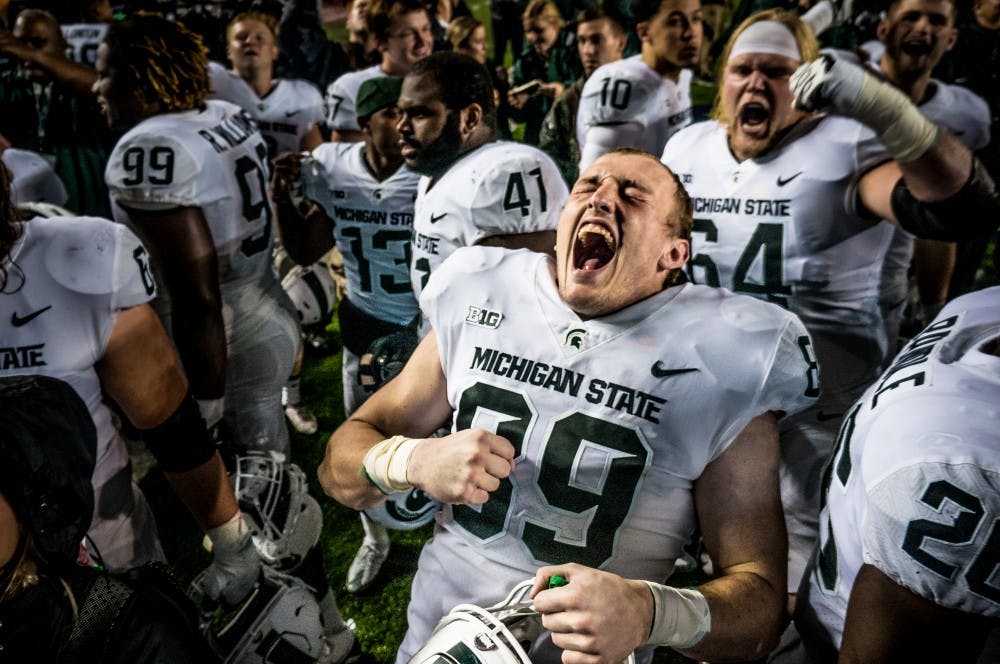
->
[891, 158, 1000, 241]
[143, 393, 217, 473]
[643, 582, 711, 649]
[850, 71, 938, 163]
[360, 435, 422, 495]
[207, 511, 252, 555]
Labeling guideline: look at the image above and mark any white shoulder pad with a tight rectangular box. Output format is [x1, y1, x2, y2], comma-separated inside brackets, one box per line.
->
[106, 130, 204, 208]
[420, 245, 512, 323]
[325, 74, 359, 131]
[580, 61, 655, 127]
[207, 60, 259, 111]
[288, 79, 326, 125]
[863, 460, 1000, 617]
[3, 148, 68, 206]
[755, 305, 821, 416]
[42, 216, 157, 307]
[467, 146, 567, 241]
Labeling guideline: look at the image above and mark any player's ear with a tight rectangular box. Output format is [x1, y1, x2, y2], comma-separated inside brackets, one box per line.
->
[658, 237, 689, 272]
[460, 103, 483, 136]
[876, 17, 889, 43]
[635, 20, 651, 44]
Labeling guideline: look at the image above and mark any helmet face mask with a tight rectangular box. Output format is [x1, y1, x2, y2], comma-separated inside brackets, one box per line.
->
[407, 581, 540, 664]
[191, 566, 325, 663]
[234, 451, 322, 571]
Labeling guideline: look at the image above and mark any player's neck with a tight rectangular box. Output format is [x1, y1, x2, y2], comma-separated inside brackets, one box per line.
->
[879, 57, 932, 104]
[363, 144, 404, 181]
[239, 67, 274, 98]
[380, 57, 409, 77]
[641, 48, 682, 82]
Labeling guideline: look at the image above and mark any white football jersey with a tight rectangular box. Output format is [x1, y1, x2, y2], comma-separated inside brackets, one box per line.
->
[663, 116, 893, 407]
[324, 64, 383, 132]
[207, 62, 325, 158]
[409, 141, 567, 331]
[106, 101, 276, 304]
[803, 286, 1000, 651]
[301, 141, 421, 325]
[1, 216, 155, 487]
[61, 22, 108, 65]
[399, 246, 818, 660]
[577, 55, 693, 167]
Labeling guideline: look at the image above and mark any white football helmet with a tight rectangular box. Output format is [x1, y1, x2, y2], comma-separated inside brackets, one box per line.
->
[363, 488, 440, 530]
[281, 262, 338, 325]
[409, 580, 637, 664]
[234, 451, 323, 571]
[192, 566, 325, 663]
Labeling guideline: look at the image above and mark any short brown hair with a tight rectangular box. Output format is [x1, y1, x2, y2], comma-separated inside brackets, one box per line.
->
[522, 0, 563, 28]
[226, 11, 279, 42]
[369, 0, 431, 42]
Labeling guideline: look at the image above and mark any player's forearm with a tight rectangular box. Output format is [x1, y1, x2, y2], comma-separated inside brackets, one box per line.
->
[318, 416, 392, 509]
[896, 129, 974, 202]
[274, 193, 334, 265]
[28, 50, 98, 96]
[171, 293, 227, 399]
[677, 567, 786, 661]
[164, 452, 240, 531]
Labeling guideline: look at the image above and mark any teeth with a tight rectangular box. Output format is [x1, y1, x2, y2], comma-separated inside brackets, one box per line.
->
[577, 224, 615, 250]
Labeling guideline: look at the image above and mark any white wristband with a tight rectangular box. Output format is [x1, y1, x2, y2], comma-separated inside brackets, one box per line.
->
[206, 511, 250, 554]
[643, 582, 711, 649]
[360, 435, 423, 495]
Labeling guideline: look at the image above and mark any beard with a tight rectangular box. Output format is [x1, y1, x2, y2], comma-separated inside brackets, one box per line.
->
[403, 111, 463, 177]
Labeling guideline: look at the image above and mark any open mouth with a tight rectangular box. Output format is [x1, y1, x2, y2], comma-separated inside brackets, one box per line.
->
[739, 102, 771, 136]
[573, 222, 616, 271]
[900, 41, 933, 56]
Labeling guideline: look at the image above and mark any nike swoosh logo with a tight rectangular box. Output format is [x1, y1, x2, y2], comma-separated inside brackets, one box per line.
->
[429, 212, 447, 224]
[11, 305, 52, 327]
[777, 172, 803, 186]
[650, 362, 699, 379]
[284, 110, 298, 117]
[816, 411, 843, 422]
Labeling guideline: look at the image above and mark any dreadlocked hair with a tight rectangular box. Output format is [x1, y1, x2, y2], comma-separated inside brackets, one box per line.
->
[0, 162, 23, 294]
[103, 12, 209, 114]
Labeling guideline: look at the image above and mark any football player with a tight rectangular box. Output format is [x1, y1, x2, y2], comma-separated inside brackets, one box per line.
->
[0, 163, 259, 602]
[325, 0, 434, 142]
[210, 11, 325, 158]
[94, 17, 361, 661]
[319, 148, 821, 663]
[796, 286, 1000, 662]
[397, 52, 568, 334]
[209, 10, 328, 435]
[870, 0, 990, 352]
[576, 0, 702, 171]
[661, 8, 1000, 606]
[273, 75, 424, 592]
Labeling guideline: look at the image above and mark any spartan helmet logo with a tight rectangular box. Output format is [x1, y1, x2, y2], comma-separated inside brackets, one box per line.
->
[564, 328, 586, 349]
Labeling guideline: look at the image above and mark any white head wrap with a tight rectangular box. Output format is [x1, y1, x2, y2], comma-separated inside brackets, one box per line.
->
[728, 20, 801, 62]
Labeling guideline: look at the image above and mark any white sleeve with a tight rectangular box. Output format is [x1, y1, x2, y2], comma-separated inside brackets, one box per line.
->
[864, 461, 1000, 617]
[467, 151, 567, 243]
[325, 76, 359, 132]
[754, 311, 820, 417]
[106, 132, 210, 209]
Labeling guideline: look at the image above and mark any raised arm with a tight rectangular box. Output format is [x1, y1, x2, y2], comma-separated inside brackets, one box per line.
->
[318, 330, 515, 510]
[271, 151, 336, 265]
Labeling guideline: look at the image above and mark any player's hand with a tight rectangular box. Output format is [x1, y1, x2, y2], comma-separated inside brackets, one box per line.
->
[790, 53, 866, 114]
[538, 81, 564, 99]
[508, 91, 530, 109]
[271, 151, 305, 194]
[406, 429, 515, 504]
[199, 512, 261, 606]
[530, 563, 651, 664]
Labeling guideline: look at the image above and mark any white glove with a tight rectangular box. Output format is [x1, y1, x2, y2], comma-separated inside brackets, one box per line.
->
[790, 54, 865, 114]
[199, 511, 261, 605]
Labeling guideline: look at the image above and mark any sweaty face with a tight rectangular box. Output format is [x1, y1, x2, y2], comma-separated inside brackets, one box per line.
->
[641, 0, 703, 72]
[396, 75, 463, 177]
[576, 18, 626, 77]
[227, 19, 279, 76]
[556, 152, 689, 319]
[364, 104, 405, 161]
[381, 10, 433, 74]
[721, 51, 802, 161]
[878, 0, 956, 81]
[524, 18, 559, 56]
[92, 42, 148, 132]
